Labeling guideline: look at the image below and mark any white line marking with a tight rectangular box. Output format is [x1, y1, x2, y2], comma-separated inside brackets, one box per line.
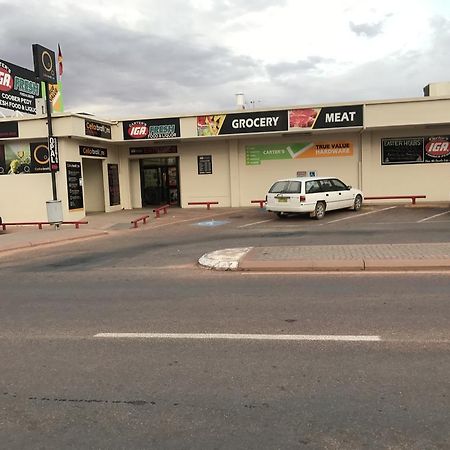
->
[238, 219, 274, 228]
[417, 211, 450, 223]
[94, 333, 381, 342]
[326, 206, 397, 224]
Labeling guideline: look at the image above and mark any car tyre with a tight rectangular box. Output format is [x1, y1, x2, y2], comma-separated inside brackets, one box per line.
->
[353, 195, 362, 211]
[313, 202, 326, 220]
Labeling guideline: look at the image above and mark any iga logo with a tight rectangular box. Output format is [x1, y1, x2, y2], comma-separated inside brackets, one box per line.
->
[128, 121, 149, 139]
[0, 65, 13, 92]
[425, 139, 450, 158]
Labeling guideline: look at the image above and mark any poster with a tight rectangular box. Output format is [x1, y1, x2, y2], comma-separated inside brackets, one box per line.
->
[66, 161, 84, 210]
[107, 164, 120, 206]
[0, 142, 50, 174]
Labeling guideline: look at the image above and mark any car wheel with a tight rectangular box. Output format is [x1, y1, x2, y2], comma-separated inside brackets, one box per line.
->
[353, 195, 362, 211]
[313, 202, 326, 220]
[276, 212, 288, 219]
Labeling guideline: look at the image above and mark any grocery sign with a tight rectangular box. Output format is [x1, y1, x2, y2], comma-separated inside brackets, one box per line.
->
[123, 118, 180, 140]
[0, 59, 40, 114]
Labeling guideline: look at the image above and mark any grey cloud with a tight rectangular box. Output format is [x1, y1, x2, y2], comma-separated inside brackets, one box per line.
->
[266, 57, 334, 80]
[349, 21, 384, 38]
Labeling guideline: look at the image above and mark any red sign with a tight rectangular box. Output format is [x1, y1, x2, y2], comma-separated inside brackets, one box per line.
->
[0, 66, 13, 92]
[127, 121, 149, 139]
[425, 138, 450, 158]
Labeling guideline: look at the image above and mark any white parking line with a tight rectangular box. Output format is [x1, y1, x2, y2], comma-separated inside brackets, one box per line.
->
[417, 211, 450, 223]
[94, 333, 381, 342]
[238, 219, 274, 228]
[326, 206, 397, 224]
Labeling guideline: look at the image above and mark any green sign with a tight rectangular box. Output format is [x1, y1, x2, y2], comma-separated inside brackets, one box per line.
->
[245, 143, 312, 165]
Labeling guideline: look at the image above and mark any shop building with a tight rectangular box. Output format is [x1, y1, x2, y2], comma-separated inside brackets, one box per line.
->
[1, 83, 450, 222]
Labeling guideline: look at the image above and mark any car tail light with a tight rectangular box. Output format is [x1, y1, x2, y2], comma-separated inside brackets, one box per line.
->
[300, 195, 306, 202]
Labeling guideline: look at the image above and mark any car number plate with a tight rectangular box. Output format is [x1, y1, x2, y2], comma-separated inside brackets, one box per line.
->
[278, 197, 287, 203]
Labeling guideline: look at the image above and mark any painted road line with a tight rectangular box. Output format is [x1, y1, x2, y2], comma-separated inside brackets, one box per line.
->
[326, 206, 397, 224]
[94, 333, 381, 342]
[238, 219, 274, 228]
[417, 210, 450, 223]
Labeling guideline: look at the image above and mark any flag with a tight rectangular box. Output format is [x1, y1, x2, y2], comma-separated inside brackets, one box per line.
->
[58, 44, 63, 77]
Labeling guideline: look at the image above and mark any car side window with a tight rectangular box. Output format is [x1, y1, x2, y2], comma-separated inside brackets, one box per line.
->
[319, 179, 334, 192]
[285, 181, 302, 193]
[330, 179, 347, 191]
[269, 181, 289, 193]
[306, 180, 321, 193]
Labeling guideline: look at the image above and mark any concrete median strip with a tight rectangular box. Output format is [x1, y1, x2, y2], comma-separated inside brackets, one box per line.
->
[198, 243, 450, 272]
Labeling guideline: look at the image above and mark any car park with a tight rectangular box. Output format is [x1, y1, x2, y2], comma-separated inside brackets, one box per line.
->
[265, 176, 364, 219]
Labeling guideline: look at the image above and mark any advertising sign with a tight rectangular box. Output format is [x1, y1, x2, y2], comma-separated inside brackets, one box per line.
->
[245, 142, 353, 165]
[382, 136, 450, 165]
[32, 44, 57, 84]
[129, 146, 177, 155]
[85, 120, 112, 139]
[80, 145, 108, 158]
[197, 110, 288, 136]
[123, 118, 180, 140]
[0, 142, 51, 174]
[289, 105, 363, 129]
[66, 161, 84, 210]
[197, 155, 212, 174]
[108, 164, 120, 206]
[49, 136, 59, 172]
[0, 121, 19, 138]
[0, 60, 40, 114]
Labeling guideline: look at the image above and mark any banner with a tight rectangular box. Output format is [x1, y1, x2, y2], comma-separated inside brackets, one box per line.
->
[123, 118, 180, 140]
[0, 60, 40, 114]
[85, 119, 111, 139]
[382, 136, 450, 164]
[289, 105, 363, 129]
[245, 142, 353, 165]
[197, 110, 288, 136]
[0, 142, 50, 174]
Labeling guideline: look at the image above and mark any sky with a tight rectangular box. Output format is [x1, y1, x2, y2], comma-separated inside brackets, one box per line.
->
[1, 0, 450, 119]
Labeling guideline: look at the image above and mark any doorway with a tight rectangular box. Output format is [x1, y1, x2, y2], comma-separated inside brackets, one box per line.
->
[82, 158, 105, 212]
[140, 157, 179, 207]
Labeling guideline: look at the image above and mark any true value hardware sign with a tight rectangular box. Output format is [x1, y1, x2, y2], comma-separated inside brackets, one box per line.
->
[0, 59, 40, 114]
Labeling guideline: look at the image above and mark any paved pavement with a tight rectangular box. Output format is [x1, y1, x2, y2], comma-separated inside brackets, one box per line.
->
[2, 207, 450, 271]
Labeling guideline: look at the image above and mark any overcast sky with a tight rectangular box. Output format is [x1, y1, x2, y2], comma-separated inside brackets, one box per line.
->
[1, 0, 450, 119]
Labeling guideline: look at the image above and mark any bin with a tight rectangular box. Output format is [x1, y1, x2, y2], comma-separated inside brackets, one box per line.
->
[46, 200, 63, 224]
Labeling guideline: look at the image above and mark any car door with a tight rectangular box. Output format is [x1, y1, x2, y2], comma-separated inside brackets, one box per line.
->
[318, 178, 340, 210]
[330, 178, 353, 209]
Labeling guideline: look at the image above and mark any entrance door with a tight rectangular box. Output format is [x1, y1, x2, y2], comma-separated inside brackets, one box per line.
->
[140, 158, 179, 206]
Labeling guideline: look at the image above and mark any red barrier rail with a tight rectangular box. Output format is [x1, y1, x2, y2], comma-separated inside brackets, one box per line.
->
[188, 201, 219, 210]
[130, 215, 150, 228]
[153, 204, 170, 218]
[1, 221, 88, 231]
[365, 195, 426, 205]
[251, 199, 266, 208]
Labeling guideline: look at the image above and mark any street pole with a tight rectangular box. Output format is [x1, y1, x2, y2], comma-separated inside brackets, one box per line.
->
[44, 80, 57, 201]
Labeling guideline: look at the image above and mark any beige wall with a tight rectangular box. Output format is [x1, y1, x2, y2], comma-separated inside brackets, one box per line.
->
[362, 127, 450, 202]
[179, 141, 231, 207]
[237, 133, 361, 205]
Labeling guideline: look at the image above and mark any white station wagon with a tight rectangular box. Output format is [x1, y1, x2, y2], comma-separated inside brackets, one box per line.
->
[265, 176, 364, 219]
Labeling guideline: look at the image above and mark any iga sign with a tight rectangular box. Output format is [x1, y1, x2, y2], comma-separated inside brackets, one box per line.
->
[382, 135, 450, 165]
[123, 118, 180, 140]
[0, 60, 40, 114]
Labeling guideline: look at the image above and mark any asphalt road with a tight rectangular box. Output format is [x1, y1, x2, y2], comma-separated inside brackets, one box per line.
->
[0, 205, 449, 449]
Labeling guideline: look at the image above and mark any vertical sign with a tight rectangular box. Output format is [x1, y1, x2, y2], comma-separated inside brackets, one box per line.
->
[48, 136, 59, 171]
[107, 164, 120, 206]
[197, 155, 212, 174]
[66, 161, 84, 210]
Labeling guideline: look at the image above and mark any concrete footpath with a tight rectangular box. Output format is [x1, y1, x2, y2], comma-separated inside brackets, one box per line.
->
[1, 208, 450, 271]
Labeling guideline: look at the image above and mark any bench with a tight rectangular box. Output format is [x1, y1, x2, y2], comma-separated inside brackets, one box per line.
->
[153, 204, 170, 218]
[1, 221, 88, 231]
[251, 199, 266, 208]
[365, 195, 426, 205]
[130, 215, 150, 228]
[188, 201, 219, 210]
